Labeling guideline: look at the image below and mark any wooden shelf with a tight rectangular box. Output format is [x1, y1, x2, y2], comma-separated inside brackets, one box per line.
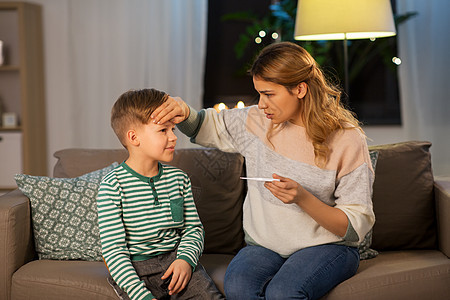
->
[0, 65, 20, 71]
[0, 2, 47, 188]
[0, 126, 21, 131]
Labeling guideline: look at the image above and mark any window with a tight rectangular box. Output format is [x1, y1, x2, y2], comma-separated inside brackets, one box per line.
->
[204, 0, 409, 125]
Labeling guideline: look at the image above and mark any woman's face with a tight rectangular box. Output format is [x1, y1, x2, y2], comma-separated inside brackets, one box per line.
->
[253, 77, 306, 126]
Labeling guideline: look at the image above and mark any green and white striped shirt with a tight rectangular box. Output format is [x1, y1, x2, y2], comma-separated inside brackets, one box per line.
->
[97, 162, 204, 300]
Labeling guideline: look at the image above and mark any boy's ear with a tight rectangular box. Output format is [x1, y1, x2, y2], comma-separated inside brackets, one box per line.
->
[126, 129, 140, 146]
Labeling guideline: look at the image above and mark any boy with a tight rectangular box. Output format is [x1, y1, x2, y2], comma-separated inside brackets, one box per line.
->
[97, 89, 223, 300]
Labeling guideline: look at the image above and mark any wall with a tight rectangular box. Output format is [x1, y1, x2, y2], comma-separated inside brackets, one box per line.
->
[364, 126, 406, 147]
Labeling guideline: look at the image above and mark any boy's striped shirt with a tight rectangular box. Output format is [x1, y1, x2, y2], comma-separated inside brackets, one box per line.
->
[97, 162, 204, 300]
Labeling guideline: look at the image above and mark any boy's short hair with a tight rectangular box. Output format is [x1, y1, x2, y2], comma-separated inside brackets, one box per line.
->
[111, 88, 169, 147]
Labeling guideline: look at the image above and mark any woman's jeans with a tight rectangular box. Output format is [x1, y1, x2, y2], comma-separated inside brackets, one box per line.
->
[224, 244, 359, 300]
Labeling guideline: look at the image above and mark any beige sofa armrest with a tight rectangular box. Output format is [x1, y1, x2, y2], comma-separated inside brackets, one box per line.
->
[435, 177, 450, 258]
[0, 189, 35, 300]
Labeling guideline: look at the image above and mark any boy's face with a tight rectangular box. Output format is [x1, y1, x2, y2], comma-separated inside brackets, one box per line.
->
[134, 121, 177, 162]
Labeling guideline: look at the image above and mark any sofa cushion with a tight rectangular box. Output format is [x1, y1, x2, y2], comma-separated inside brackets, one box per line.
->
[321, 250, 450, 300]
[368, 141, 436, 250]
[11, 255, 233, 300]
[53, 148, 247, 255]
[11, 260, 117, 300]
[169, 148, 246, 255]
[358, 229, 379, 260]
[53, 148, 128, 178]
[357, 150, 380, 260]
[14, 164, 117, 261]
[199, 253, 235, 295]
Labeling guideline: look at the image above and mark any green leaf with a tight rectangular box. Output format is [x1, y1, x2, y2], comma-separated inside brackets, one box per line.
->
[221, 11, 258, 22]
[395, 12, 418, 26]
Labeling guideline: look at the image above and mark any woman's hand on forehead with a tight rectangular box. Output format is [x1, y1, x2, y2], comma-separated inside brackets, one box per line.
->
[151, 96, 189, 125]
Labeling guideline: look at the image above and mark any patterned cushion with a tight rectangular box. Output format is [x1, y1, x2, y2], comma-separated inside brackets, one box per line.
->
[14, 163, 118, 261]
[358, 230, 379, 260]
[357, 150, 379, 260]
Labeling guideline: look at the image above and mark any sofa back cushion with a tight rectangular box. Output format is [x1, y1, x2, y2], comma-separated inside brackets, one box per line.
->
[369, 141, 436, 250]
[53, 148, 246, 255]
[53, 148, 128, 178]
[170, 149, 246, 254]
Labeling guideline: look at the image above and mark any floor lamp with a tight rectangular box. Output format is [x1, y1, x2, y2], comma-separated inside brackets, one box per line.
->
[294, 0, 397, 99]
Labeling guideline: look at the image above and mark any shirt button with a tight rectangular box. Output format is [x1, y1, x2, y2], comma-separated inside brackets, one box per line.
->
[150, 178, 153, 183]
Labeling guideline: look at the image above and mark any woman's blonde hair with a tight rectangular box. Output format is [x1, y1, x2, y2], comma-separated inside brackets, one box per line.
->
[250, 42, 362, 166]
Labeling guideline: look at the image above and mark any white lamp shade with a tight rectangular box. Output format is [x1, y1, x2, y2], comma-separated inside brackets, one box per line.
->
[294, 0, 396, 40]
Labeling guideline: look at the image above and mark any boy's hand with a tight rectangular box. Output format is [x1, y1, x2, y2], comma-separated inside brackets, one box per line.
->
[161, 259, 192, 295]
[151, 96, 189, 125]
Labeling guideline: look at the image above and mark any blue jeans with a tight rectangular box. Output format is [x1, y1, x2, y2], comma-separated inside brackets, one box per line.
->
[224, 244, 359, 300]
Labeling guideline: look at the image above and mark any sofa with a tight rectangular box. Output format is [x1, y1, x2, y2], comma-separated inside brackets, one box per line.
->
[0, 140, 449, 300]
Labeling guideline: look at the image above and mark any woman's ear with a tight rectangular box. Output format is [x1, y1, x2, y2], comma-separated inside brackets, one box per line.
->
[126, 129, 140, 146]
[297, 82, 308, 99]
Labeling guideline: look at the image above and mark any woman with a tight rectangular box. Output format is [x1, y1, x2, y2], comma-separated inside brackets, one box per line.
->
[152, 42, 375, 299]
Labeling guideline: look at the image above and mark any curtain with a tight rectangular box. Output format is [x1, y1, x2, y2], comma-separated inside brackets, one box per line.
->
[396, 0, 450, 176]
[65, 0, 207, 149]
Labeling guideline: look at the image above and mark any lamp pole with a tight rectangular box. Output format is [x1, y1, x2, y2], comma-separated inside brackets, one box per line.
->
[343, 34, 349, 104]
